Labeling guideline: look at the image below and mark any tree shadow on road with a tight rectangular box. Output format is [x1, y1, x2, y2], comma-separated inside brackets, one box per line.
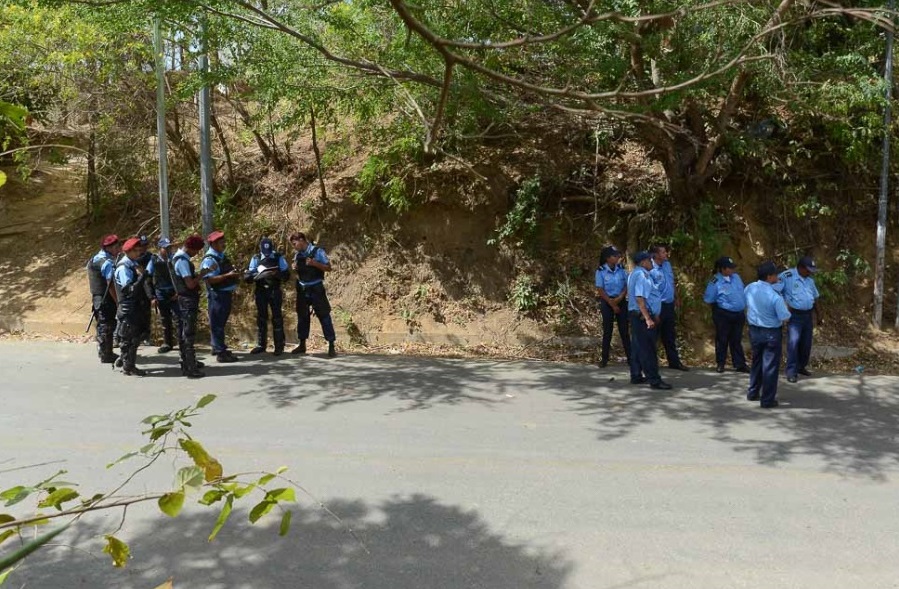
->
[17, 494, 572, 589]
[231, 354, 514, 412]
[539, 364, 899, 480]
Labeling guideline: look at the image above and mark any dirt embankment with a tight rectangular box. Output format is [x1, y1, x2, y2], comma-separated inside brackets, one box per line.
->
[2, 126, 899, 375]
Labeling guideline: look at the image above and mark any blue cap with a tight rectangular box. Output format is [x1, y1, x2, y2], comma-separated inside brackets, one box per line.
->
[798, 256, 817, 273]
[139, 235, 149, 246]
[157, 237, 172, 248]
[632, 251, 651, 264]
[260, 238, 273, 255]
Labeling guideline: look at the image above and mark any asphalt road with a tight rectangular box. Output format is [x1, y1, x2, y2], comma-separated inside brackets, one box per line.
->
[2, 341, 899, 589]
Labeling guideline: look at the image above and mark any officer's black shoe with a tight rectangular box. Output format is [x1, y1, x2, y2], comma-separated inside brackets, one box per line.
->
[196, 360, 205, 368]
[669, 364, 690, 372]
[291, 341, 307, 355]
[736, 365, 751, 374]
[115, 356, 124, 368]
[630, 377, 647, 385]
[100, 353, 119, 364]
[599, 360, 608, 368]
[158, 345, 173, 354]
[328, 342, 337, 358]
[798, 368, 812, 377]
[273, 348, 284, 356]
[716, 365, 725, 373]
[185, 368, 205, 379]
[250, 346, 265, 355]
[216, 353, 238, 363]
[123, 367, 146, 377]
[787, 375, 798, 383]
[761, 400, 779, 409]
[650, 381, 673, 390]
[747, 393, 760, 401]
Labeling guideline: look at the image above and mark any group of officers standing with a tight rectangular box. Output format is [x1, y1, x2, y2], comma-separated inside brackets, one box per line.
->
[595, 244, 821, 408]
[86, 230, 337, 378]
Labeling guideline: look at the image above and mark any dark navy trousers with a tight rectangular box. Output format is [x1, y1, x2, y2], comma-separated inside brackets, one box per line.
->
[785, 311, 813, 378]
[629, 312, 661, 384]
[599, 300, 631, 364]
[657, 302, 683, 367]
[207, 289, 233, 354]
[748, 326, 782, 407]
[712, 306, 747, 369]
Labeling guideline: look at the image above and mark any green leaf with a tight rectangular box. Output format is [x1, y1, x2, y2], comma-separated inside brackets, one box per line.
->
[0, 516, 13, 525]
[0, 171, 6, 190]
[199, 489, 225, 506]
[275, 466, 288, 474]
[279, 510, 292, 537]
[139, 443, 156, 454]
[158, 491, 185, 517]
[233, 484, 255, 499]
[248, 500, 275, 523]
[0, 566, 12, 585]
[266, 488, 296, 503]
[196, 394, 217, 408]
[106, 452, 138, 469]
[149, 425, 173, 441]
[0, 524, 69, 573]
[208, 496, 233, 542]
[0, 530, 16, 547]
[102, 535, 130, 568]
[257, 473, 275, 486]
[37, 488, 79, 510]
[141, 414, 169, 425]
[175, 466, 204, 492]
[0, 487, 32, 507]
[179, 440, 223, 482]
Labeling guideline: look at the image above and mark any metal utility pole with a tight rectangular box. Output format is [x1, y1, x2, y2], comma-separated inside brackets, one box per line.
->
[154, 18, 170, 240]
[198, 16, 214, 237]
[875, 0, 894, 328]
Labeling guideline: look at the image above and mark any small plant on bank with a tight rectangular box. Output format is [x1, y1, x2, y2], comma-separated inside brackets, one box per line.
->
[509, 274, 540, 314]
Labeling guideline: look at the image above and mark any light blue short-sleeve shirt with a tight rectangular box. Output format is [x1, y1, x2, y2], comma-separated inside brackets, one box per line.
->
[703, 273, 746, 312]
[745, 281, 791, 328]
[778, 268, 819, 311]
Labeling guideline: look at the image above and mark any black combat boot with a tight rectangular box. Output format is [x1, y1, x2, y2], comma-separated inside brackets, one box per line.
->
[291, 340, 306, 355]
[327, 341, 336, 358]
[250, 344, 265, 354]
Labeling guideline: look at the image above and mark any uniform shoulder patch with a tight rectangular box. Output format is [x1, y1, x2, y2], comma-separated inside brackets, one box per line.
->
[709, 277, 718, 284]
[782, 271, 793, 278]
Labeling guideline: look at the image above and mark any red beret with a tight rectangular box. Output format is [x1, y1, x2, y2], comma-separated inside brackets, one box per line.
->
[122, 237, 141, 252]
[207, 230, 225, 243]
[101, 234, 119, 247]
[184, 235, 205, 250]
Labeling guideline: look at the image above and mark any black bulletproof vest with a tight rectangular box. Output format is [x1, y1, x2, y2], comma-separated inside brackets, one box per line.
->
[255, 253, 284, 287]
[114, 258, 140, 315]
[86, 251, 111, 297]
[204, 252, 237, 292]
[152, 253, 174, 290]
[295, 247, 324, 284]
[170, 252, 200, 299]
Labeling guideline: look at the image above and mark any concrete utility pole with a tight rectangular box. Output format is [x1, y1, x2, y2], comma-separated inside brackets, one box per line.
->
[875, 0, 895, 328]
[198, 16, 214, 237]
[154, 18, 170, 240]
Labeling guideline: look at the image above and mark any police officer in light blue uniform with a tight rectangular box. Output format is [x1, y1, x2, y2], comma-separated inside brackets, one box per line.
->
[595, 245, 631, 368]
[201, 230, 241, 363]
[778, 256, 821, 383]
[627, 251, 672, 390]
[149, 238, 178, 353]
[114, 237, 149, 377]
[86, 234, 121, 363]
[703, 256, 749, 373]
[290, 232, 336, 357]
[245, 237, 290, 356]
[745, 261, 791, 408]
[650, 243, 688, 371]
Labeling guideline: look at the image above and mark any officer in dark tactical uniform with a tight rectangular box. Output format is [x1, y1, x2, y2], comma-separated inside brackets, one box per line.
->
[201, 230, 241, 363]
[135, 235, 155, 347]
[149, 237, 178, 353]
[170, 235, 209, 378]
[114, 237, 150, 376]
[87, 234, 121, 363]
[290, 232, 336, 358]
[245, 237, 290, 355]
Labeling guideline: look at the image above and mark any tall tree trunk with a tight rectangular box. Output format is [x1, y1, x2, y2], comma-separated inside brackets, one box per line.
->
[310, 106, 328, 203]
[210, 98, 235, 188]
[86, 129, 99, 220]
[227, 95, 280, 169]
